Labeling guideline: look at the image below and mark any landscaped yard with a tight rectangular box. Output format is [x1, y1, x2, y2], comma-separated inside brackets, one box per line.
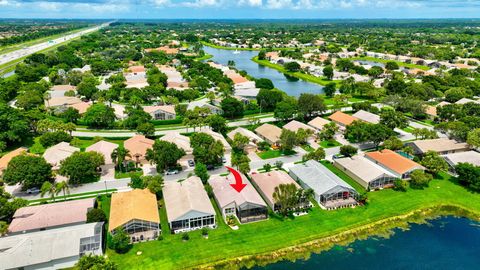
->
[107, 173, 480, 269]
[114, 169, 143, 179]
[257, 149, 296, 159]
[320, 140, 342, 148]
[301, 144, 315, 152]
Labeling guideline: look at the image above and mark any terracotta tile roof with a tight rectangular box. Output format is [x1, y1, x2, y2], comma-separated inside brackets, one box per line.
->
[328, 111, 358, 126]
[8, 198, 95, 233]
[425, 105, 437, 116]
[0, 147, 27, 172]
[365, 149, 423, 175]
[109, 189, 159, 232]
[124, 135, 154, 159]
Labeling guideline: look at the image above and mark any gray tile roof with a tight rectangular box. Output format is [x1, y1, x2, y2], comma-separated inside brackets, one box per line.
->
[289, 160, 356, 195]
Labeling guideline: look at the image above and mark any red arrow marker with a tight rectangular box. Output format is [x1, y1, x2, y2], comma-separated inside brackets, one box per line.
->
[225, 166, 247, 193]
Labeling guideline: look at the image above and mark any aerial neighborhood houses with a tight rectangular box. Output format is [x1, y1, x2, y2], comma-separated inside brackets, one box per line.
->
[0, 199, 103, 270]
[43, 142, 79, 170]
[365, 150, 424, 179]
[227, 127, 264, 153]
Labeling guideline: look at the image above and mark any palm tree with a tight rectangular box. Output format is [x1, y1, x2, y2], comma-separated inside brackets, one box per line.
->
[41, 182, 57, 202]
[55, 182, 70, 201]
[111, 146, 131, 172]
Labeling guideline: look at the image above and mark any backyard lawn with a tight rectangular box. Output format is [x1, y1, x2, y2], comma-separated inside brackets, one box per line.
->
[257, 149, 296, 159]
[108, 173, 480, 269]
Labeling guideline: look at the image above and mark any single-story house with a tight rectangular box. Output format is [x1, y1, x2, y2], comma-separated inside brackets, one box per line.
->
[8, 198, 95, 235]
[45, 96, 83, 112]
[124, 135, 154, 165]
[163, 176, 216, 234]
[334, 156, 397, 190]
[255, 123, 282, 145]
[159, 131, 193, 167]
[289, 160, 358, 210]
[443, 150, 480, 172]
[0, 222, 104, 270]
[49, 85, 76, 98]
[187, 99, 223, 115]
[365, 149, 424, 179]
[424, 105, 437, 119]
[86, 140, 118, 166]
[250, 171, 308, 212]
[0, 147, 27, 175]
[42, 142, 79, 170]
[352, 110, 380, 124]
[406, 138, 469, 155]
[109, 189, 160, 243]
[328, 111, 358, 127]
[209, 174, 268, 223]
[86, 140, 118, 176]
[307, 117, 331, 131]
[69, 101, 91, 114]
[143, 105, 176, 120]
[283, 120, 316, 133]
[227, 127, 264, 153]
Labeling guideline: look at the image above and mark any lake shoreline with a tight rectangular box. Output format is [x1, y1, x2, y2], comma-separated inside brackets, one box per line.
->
[196, 204, 480, 270]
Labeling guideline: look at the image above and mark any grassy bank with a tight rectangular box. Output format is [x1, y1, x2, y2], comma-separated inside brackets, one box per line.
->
[347, 56, 430, 71]
[252, 56, 341, 87]
[108, 173, 480, 269]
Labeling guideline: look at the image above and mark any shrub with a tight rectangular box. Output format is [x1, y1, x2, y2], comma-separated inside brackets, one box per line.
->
[263, 163, 272, 172]
[39, 131, 72, 147]
[201, 227, 209, 236]
[86, 208, 107, 223]
[393, 179, 408, 192]
[182, 232, 190, 241]
[109, 229, 131, 254]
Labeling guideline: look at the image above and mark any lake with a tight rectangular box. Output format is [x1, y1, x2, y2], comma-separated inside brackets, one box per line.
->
[250, 216, 480, 270]
[203, 46, 324, 97]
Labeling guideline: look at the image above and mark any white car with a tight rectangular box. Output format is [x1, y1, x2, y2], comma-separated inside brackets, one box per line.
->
[165, 169, 179, 175]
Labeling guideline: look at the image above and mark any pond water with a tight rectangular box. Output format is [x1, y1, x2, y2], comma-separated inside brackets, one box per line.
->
[203, 46, 324, 97]
[250, 216, 480, 270]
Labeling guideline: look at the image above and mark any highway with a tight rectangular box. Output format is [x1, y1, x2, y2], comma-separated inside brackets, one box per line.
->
[0, 22, 111, 66]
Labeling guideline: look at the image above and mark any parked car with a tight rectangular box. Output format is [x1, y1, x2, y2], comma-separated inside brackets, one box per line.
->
[26, 187, 40, 194]
[188, 160, 195, 167]
[222, 157, 227, 163]
[206, 164, 215, 171]
[165, 169, 179, 175]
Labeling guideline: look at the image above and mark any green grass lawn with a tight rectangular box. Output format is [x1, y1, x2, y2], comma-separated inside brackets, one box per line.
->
[320, 140, 342, 148]
[252, 57, 341, 87]
[347, 56, 430, 71]
[108, 172, 480, 269]
[29, 189, 116, 205]
[401, 126, 416, 133]
[71, 138, 126, 150]
[114, 170, 143, 179]
[257, 149, 296, 159]
[301, 144, 315, 152]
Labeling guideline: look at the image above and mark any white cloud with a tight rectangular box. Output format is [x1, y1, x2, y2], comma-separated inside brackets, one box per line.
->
[238, 0, 262, 7]
[181, 0, 220, 8]
[266, 0, 292, 9]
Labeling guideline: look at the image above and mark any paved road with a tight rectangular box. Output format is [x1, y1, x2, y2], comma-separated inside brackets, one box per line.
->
[0, 22, 111, 66]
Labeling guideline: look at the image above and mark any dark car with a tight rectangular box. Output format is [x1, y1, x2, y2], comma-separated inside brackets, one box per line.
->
[206, 164, 215, 170]
[188, 160, 195, 167]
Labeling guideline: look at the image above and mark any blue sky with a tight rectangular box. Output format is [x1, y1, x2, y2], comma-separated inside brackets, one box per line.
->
[1, 0, 480, 19]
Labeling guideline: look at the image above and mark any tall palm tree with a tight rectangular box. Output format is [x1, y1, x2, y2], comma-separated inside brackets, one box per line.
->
[111, 146, 131, 172]
[55, 182, 70, 201]
[40, 182, 57, 202]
